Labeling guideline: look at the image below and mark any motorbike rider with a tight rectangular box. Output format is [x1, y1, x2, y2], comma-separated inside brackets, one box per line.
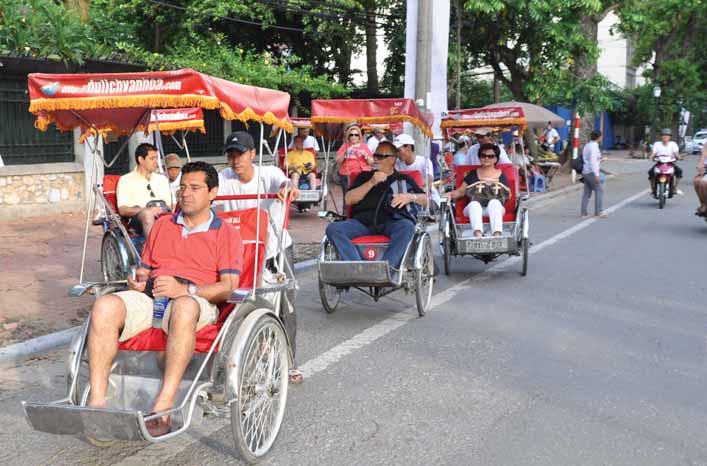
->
[649, 128, 683, 196]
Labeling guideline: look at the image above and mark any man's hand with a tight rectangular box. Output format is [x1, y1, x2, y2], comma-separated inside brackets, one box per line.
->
[278, 184, 299, 202]
[152, 275, 188, 299]
[697, 166, 705, 176]
[370, 171, 388, 186]
[391, 193, 416, 209]
[148, 206, 164, 217]
[127, 267, 150, 292]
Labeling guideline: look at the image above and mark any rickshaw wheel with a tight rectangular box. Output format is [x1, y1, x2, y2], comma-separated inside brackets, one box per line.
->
[442, 236, 451, 276]
[318, 239, 341, 313]
[415, 235, 434, 316]
[521, 238, 529, 276]
[231, 314, 289, 463]
[101, 231, 127, 282]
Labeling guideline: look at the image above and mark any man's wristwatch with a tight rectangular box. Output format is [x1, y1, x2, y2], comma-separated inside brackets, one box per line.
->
[187, 284, 198, 297]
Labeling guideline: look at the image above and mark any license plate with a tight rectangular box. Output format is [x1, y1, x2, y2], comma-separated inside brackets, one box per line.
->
[461, 237, 508, 253]
[297, 190, 321, 202]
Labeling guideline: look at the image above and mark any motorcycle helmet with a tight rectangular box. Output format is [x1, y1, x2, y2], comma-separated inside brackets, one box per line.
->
[660, 128, 672, 136]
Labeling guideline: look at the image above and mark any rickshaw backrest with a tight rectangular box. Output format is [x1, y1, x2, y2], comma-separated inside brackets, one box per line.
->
[453, 164, 518, 223]
[345, 169, 424, 219]
[103, 174, 121, 212]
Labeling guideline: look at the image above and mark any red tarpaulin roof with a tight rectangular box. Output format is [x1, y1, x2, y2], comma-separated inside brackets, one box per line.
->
[440, 107, 527, 130]
[28, 68, 293, 137]
[311, 98, 433, 137]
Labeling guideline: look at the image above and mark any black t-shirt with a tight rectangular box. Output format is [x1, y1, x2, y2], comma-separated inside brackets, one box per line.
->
[350, 170, 424, 227]
[463, 169, 510, 207]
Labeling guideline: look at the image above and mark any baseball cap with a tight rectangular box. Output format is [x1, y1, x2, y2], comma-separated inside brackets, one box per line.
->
[660, 128, 672, 136]
[224, 131, 255, 153]
[393, 133, 415, 148]
[164, 153, 182, 169]
[474, 127, 492, 136]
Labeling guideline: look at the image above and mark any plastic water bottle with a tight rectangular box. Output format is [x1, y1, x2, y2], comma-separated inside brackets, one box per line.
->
[152, 296, 169, 329]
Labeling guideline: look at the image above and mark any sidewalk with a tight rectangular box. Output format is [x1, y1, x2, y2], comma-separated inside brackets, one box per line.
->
[0, 152, 636, 347]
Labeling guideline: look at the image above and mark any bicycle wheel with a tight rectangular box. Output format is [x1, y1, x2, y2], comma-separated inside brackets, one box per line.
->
[415, 235, 434, 317]
[231, 314, 289, 463]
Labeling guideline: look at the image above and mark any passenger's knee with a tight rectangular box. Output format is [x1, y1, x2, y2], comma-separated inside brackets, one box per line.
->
[168, 297, 199, 326]
[91, 295, 125, 327]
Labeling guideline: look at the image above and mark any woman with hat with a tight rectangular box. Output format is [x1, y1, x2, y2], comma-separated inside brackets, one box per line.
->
[335, 123, 374, 208]
[444, 143, 510, 238]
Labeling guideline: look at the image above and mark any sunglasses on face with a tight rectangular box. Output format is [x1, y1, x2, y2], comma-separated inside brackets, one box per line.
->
[479, 153, 497, 159]
[146, 183, 156, 197]
[373, 152, 395, 160]
[349, 133, 361, 138]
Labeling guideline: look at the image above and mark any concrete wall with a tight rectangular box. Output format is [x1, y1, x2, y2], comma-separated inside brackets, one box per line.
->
[0, 163, 85, 220]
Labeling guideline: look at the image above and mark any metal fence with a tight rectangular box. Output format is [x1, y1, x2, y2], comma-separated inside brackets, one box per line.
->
[0, 77, 73, 165]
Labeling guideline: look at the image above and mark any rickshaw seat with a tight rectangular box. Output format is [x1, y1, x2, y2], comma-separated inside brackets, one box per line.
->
[102, 174, 121, 213]
[352, 235, 390, 244]
[117, 208, 268, 353]
[453, 164, 518, 224]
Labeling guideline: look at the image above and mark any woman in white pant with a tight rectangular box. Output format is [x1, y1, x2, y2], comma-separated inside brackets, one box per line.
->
[445, 143, 509, 238]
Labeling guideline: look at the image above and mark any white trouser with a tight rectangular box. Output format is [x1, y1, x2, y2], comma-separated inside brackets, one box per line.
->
[464, 199, 505, 234]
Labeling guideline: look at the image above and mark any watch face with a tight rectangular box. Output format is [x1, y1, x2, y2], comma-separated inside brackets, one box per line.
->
[188, 284, 197, 295]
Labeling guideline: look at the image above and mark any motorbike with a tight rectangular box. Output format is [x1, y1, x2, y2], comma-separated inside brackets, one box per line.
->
[652, 155, 677, 209]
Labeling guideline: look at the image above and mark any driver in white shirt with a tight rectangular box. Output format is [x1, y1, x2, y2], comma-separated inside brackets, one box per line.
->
[649, 128, 683, 195]
[393, 133, 441, 209]
[462, 128, 512, 165]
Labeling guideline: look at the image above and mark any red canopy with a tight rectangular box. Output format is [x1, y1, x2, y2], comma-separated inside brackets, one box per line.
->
[440, 106, 526, 131]
[311, 98, 433, 137]
[148, 107, 205, 133]
[28, 68, 293, 137]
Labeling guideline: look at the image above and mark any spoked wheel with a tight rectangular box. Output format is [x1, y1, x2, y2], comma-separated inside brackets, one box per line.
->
[101, 231, 128, 282]
[657, 183, 665, 209]
[415, 235, 434, 317]
[520, 237, 529, 276]
[318, 240, 342, 313]
[442, 236, 451, 276]
[231, 315, 289, 464]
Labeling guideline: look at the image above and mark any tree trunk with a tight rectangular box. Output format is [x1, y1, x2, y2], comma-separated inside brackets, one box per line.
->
[62, 0, 89, 22]
[454, 0, 462, 109]
[364, 1, 378, 95]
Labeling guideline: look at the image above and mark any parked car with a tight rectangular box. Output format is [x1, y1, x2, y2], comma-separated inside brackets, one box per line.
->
[684, 136, 702, 154]
[693, 130, 707, 150]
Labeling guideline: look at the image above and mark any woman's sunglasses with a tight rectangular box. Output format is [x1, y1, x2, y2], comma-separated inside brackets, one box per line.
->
[479, 153, 497, 159]
[348, 133, 361, 138]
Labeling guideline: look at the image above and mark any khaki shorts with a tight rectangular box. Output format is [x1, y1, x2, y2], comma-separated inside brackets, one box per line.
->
[114, 291, 219, 342]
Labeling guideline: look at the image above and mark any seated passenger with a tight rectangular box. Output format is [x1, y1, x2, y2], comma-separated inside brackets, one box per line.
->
[216, 131, 303, 383]
[116, 143, 173, 238]
[325, 141, 427, 269]
[87, 161, 242, 437]
[393, 133, 441, 209]
[164, 153, 183, 201]
[287, 134, 318, 193]
[287, 127, 320, 155]
[445, 143, 510, 238]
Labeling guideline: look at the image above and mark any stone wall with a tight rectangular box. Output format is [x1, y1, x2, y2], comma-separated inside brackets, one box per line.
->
[0, 163, 85, 220]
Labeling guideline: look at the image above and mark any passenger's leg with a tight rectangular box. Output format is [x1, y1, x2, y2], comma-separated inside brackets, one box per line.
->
[381, 218, 415, 268]
[137, 207, 159, 238]
[673, 164, 683, 192]
[487, 199, 506, 235]
[695, 176, 707, 213]
[464, 201, 484, 237]
[87, 295, 127, 407]
[151, 296, 199, 415]
[325, 219, 372, 261]
[290, 172, 301, 187]
[307, 172, 318, 189]
[581, 178, 592, 216]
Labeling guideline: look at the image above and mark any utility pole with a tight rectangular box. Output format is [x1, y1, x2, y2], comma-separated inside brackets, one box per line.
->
[455, 0, 462, 109]
[414, 0, 432, 153]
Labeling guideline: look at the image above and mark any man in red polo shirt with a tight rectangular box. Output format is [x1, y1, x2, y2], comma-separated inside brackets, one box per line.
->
[86, 161, 242, 437]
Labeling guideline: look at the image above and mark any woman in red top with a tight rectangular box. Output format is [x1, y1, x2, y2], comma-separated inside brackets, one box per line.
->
[336, 124, 373, 209]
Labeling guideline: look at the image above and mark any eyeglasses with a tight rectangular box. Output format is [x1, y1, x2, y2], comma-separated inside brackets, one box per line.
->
[178, 185, 209, 193]
[479, 153, 497, 159]
[373, 153, 395, 160]
[146, 183, 156, 198]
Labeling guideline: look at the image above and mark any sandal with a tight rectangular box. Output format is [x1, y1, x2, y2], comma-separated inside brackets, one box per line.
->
[288, 368, 304, 384]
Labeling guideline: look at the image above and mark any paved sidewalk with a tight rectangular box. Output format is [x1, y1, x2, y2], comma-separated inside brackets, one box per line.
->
[0, 151, 637, 347]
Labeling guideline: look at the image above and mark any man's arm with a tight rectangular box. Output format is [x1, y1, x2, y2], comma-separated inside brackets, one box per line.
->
[118, 205, 142, 217]
[345, 172, 381, 206]
[697, 145, 707, 175]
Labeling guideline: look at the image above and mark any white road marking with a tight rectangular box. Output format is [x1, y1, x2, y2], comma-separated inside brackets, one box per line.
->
[111, 188, 648, 466]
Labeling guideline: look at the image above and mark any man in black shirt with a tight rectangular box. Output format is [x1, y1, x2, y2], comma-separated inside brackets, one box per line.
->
[325, 141, 427, 268]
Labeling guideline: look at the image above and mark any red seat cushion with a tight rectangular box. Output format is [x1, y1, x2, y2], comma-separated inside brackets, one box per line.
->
[453, 164, 518, 224]
[103, 174, 121, 213]
[351, 235, 390, 244]
[117, 208, 268, 353]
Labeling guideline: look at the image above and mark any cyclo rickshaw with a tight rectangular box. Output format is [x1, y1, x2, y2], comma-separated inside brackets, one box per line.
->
[312, 98, 436, 316]
[438, 107, 531, 276]
[272, 116, 331, 212]
[98, 106, 206, 283]
[22, 69, 297, 463]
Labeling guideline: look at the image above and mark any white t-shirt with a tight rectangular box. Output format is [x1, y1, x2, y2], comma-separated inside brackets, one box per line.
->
[367, 135, 386, 154]
[395, 156, 441, 206]
[218, 165, 292, 258]
[464, 144, 512, 165]
[117, 169, 172, 209]
[544, 127, 560, 144]
[652, 141, 679, 159]
[169, 174, 181, 201]
[288, 135, 320, 152]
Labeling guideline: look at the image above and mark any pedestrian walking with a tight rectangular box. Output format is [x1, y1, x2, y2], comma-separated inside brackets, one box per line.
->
[581, 130, 607, 219]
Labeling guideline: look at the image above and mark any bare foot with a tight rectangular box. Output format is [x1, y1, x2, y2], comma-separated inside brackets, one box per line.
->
[492, 231, 503, 237]
[473, 230, 483, 238]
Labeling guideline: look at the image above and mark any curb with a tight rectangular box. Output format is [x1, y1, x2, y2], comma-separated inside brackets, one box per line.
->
[1, 258, 321, 365]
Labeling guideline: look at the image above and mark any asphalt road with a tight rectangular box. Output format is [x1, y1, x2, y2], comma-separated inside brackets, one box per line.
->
[2, 157, 706, 466]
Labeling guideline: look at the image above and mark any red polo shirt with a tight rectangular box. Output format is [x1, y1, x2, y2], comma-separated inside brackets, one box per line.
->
[141, 211, 242, 285]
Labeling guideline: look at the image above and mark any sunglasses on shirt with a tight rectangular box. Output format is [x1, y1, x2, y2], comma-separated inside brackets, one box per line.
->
[146, 183, 156, 197]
